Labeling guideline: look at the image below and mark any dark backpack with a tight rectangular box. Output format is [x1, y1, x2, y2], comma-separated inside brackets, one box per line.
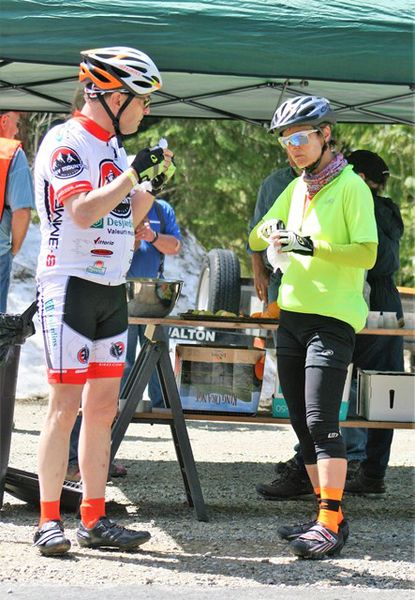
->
[154, 200, 166, 276]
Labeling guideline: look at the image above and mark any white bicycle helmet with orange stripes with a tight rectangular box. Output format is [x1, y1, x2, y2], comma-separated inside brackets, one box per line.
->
[269, 96, 336, 135]
[79, 46, 162, 96]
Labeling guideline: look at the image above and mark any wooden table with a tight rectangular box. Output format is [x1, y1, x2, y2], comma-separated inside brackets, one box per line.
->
[111, 315, 414, 521]
[129, 315, 415, 337]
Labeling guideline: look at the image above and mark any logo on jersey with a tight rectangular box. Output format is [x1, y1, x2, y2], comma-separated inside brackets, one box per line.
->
[110, 341, 125, 358]
[50, 147, 84, 179]
[99, 159, 132, 219]
[46, 253, 56, 267]
[77, 345, 90, 364]
[91, 218, 104, 229]
[91, 249, 113, 257]
[94, 237, 114, 246]
[86, 260, 107, 276]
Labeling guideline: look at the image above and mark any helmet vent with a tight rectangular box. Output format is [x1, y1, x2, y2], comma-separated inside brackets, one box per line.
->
[135, 80, 152, 89]
[93, 70, 113, 84]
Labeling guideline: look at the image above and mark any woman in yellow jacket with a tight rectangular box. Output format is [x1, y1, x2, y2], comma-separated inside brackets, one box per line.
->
[249, 96, 378, 559]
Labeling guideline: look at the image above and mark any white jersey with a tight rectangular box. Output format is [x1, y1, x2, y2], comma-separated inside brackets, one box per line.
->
[35, 112, 135, 286]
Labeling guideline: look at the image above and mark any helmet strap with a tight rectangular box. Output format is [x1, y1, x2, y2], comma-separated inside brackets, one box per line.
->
[97, 93, 135, 147]
[304, 130, 328, 173]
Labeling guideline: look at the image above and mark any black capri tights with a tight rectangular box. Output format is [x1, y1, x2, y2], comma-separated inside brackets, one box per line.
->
[276, 311, 355, 464]
[278, 357, 348, 463]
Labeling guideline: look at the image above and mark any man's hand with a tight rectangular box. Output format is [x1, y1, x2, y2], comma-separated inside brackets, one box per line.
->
[276, 230, 314, 256]
[151, 159, 176, 194]
[130, 147, 165, 182]
[251, 253, 269, 302]
[134, 220, 156, 246]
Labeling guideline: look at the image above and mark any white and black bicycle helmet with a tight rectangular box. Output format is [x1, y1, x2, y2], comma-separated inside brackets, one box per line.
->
[269, 96, 336, 135]
[79, 46, 162, 96]
[79, 47, 162, 144]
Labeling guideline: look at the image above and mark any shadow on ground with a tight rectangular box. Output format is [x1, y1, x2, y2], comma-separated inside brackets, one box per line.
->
[2, 460, 413, 590]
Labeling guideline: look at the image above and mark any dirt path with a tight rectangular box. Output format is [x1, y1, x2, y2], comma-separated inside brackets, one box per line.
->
[1, 398, 414, 593]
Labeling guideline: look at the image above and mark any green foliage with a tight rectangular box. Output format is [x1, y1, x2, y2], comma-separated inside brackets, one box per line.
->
[126, 120, 414, 286]
[125, 119, 288, 275]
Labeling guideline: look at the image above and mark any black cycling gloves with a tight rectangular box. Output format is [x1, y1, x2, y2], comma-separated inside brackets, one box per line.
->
[151, 160, 176, 193]
[130, 147, 176, 194]
[130, 147, 165, 183]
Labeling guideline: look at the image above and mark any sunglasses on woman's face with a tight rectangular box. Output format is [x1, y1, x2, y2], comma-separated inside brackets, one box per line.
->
[278, 129, 318, 148]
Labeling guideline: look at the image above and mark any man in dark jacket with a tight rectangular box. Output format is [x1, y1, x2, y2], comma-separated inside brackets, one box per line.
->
[342, 150, 404, 494]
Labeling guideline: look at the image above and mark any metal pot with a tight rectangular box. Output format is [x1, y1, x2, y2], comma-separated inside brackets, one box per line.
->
[126, 277, 183, 318]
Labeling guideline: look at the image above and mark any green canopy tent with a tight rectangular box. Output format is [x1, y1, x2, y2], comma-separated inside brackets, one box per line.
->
[1, 0, 414, 124]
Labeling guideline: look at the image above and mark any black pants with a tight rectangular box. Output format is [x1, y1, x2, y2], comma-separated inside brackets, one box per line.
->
[277, 310, 355, 464]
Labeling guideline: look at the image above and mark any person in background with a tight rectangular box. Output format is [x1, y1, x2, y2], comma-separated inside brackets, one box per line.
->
[0, 111, 35, 313]
[33, 46, 174, 556]
[249, 96, 378, 559]
[343, 150, 404, 494]
[248, 160, 297, 306]
[122, 197, 182, 404]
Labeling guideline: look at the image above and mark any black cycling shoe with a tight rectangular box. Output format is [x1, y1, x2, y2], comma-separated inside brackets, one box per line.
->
[76, 517, 151, 551]
[344, 467, 386, 496]
[289, 522, 344, 560]
[33, 520, 71, 556]
[278, 518, 350, 544]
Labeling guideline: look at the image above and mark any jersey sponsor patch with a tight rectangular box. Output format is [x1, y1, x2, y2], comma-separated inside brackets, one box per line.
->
[110, 341, 125, 358]
[86, 260, 107, 276]
[50, 147, 85, 179]
[77, 345, 90, 364]
[100, 159, 132, 219]
[91, 249, 114, 256]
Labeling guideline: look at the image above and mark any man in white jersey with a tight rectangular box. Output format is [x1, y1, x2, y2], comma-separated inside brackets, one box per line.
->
[33, 47, 174, 556]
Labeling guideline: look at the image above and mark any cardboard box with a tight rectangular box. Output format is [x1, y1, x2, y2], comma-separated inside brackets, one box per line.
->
[357, 370, 415, 422]
[272, 363, 353, 421]
[175, 345, 265, 415]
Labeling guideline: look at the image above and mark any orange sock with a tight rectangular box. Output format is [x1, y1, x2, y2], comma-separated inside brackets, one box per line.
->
[80, 497, 106, 530]
[318, 487, 343, 533]
[338, 505, 344, 524]
[39, 500, 61, 527]
[314, 486, 321, 515]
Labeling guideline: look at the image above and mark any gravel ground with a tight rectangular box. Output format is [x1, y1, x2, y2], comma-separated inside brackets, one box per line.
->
[1, 398, 414, 594]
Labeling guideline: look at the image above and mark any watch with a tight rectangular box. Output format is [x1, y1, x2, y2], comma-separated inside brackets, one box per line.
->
[150, 231, 159, 244]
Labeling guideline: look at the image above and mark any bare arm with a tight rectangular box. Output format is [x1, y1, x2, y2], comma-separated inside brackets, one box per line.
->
[11, 208, 32, 255]
[64, 169, 154, 229]
[134, 220, 181, 254]
[251, 252, 270, 303]
[151, 233, 181, 255]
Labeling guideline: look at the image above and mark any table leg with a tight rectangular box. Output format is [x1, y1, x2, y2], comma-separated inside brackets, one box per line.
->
[111, 327, 208, 521]
[157, 345, 208, 522]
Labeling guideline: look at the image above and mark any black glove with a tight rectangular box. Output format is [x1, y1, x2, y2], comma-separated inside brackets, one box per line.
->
[130, 147, 164, 182]
[278, 230, 314, 256]
[150, 159, 177, 194]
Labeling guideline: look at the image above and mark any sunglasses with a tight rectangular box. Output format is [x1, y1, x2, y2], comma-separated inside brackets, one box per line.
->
[278, 129, 318, 148]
